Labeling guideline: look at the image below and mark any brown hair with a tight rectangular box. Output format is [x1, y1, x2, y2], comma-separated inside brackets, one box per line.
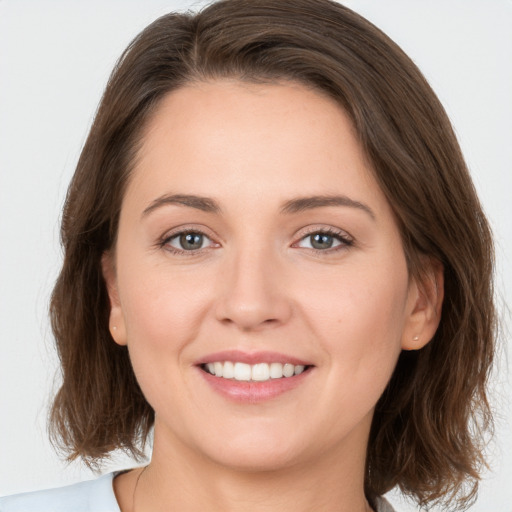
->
[49, 0, 495, 509]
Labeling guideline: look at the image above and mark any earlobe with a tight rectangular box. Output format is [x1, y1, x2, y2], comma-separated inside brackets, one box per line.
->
[101, 251, 128, 346]
[401, 258, 444, 351]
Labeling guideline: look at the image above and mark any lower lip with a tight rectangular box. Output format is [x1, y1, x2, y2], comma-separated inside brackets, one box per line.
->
[197, 367, 312, 403]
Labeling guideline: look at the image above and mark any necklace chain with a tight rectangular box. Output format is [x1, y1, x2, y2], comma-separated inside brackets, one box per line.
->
[132, 465, 147, 512]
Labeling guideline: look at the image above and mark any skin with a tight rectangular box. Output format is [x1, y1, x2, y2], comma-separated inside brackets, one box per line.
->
[104, 80, 442, 512]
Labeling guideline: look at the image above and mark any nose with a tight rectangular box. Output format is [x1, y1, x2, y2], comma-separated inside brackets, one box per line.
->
[215, 246, 293, 331]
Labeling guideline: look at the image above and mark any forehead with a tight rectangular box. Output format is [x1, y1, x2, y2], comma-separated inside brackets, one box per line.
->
[127, 80, 386, 215]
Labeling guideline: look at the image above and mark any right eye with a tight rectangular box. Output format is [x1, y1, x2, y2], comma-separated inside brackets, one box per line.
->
[164, 231, 215, 252]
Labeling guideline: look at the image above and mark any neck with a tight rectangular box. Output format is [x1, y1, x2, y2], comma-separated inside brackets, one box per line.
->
[129, 422, 372, 512]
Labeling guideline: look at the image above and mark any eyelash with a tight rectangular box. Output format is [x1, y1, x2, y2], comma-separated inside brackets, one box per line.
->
[159, 226, 354, 256]
[158, 228, 218, 256]
[293, 227, 354, 253]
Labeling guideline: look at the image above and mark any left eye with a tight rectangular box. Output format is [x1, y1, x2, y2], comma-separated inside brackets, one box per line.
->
[166, 232, 212, 251]
[296, 232, 349, 250]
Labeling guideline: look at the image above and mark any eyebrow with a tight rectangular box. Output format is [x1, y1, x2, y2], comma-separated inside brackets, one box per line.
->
[142, 193, 375, 220]
[142, 194, 221, 217]
[280, 195, 375, 220]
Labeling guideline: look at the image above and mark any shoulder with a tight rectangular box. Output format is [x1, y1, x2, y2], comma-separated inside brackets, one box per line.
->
[0, 473, 120, 512]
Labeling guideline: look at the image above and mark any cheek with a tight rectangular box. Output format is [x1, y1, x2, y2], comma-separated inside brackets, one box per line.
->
[116, 263, 211, 386]
[300, 258, 409, 375]
[119, 259, 208, 339]
[116, 270, 211, 422]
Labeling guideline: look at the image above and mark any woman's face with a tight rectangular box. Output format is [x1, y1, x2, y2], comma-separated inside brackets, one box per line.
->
[105, 80, 427, 472]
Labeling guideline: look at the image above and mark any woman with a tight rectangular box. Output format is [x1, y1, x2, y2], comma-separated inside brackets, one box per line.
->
[0, 1, 497, 511]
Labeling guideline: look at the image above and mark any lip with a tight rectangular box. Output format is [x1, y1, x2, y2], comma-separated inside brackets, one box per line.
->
[195, 350, 312, 366]
[197, 366, 313, 403]
[195, 350, 314, 404]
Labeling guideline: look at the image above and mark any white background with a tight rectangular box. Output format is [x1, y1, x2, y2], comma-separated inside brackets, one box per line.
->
[0, 1, 510, 510]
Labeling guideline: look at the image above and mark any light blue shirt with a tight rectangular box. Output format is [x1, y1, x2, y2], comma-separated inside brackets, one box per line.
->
[0, 472, 396, 511]
[0, 473, 120, 512]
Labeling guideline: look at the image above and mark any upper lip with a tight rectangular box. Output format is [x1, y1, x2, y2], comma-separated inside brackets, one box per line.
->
[196, 350, 313, 367]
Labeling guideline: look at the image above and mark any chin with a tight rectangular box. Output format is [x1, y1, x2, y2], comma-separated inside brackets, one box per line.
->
[196, 429, 307, 473]
[209, 448, 302, 474]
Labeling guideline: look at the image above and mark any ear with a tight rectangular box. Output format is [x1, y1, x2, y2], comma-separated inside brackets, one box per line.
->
[101, 251, 127, 346]
[401, 258, 444, 351]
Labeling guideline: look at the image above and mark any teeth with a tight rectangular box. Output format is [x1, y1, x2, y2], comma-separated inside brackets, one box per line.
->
[204, 361, 308, 381]
[214, 362, 223, 378]
[252, 363, 270, 381]
[270, 362, 283, 378]
[283, 363, 294, 377]
[223, 361, 234, 379]
[294, 365, 305, 375]
[233, 362, 251, 381]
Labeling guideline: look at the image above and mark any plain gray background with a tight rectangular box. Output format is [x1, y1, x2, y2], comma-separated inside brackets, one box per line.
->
[1, 1, 511, 510]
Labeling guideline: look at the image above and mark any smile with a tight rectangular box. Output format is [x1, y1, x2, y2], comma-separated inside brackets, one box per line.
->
[202, 361, 308, 381]
[196, 351, 314, 402]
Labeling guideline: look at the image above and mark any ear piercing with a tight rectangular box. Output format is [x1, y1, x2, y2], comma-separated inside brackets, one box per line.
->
[413, 335, 419, 341]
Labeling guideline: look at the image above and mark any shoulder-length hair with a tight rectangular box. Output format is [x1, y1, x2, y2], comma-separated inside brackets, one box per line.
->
[49, 1, 495, 509]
